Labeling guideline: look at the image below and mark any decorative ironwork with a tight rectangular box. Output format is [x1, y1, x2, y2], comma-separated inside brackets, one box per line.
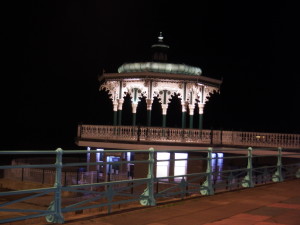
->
[0, 147, 299, 224]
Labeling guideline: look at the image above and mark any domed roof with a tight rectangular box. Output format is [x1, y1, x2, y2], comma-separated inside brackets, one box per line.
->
[118, 62, 202, 76]
[117, 32, 202, 76]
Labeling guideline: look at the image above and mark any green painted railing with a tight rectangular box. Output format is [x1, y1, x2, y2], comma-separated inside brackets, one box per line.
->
[0, 147, 299, 224]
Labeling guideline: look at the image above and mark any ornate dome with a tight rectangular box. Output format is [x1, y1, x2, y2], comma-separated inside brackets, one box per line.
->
[118, 62, 202, 76]
[117, 32, 202, 76]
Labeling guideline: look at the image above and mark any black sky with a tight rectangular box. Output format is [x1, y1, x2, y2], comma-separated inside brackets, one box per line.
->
[2, 1, 300, 150]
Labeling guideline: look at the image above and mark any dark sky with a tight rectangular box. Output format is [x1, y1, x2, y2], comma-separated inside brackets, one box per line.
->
[2, 1, 300, 150]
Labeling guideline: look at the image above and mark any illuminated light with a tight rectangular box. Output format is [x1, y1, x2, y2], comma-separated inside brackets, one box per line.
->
[127, 152, 131, 161]
[217, 153, 223, 158]
[151, 44, 170, 48]
[123, 78, 141, 81]
[157, 152, 170, 160]
[96, 148, 103, 163]
[95, 149, 103, 171]
[166, 63, 173, 72]
[156, 152, 170, 178]
[211, 153, 216, 158]
[174, 153, 188, 180]
[87, 147, 91, 164]
[158, 32, 163, 41]
[118, 62, 202, 76]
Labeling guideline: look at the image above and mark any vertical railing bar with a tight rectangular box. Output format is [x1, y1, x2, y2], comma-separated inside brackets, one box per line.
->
[140, 148, 156, 206]
[45, 148, 64, 223]
[272, 147, 283, 182]
[242, 147, 254, 188]
[200, 147, 214, 196]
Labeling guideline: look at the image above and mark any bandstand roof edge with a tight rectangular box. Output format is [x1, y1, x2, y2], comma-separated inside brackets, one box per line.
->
[99, 72, 222, 88]
[118, 62, 201, 75]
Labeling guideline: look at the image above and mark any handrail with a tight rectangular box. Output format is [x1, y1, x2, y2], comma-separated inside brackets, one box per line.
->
[0, 147, 299, 224]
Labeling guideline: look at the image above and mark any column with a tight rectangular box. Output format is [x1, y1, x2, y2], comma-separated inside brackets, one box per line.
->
[132, 102, 138, 126]
[117, 98, 124, 126]
[113, 100, 118, 126]
[146, 99, 153, 127]
[160, 89, 170, 128]
[181, 101, 187, 129]
[188, 104, 195, 129]
[181, 82, 187, 129]
[162, 104, 168, 128]
[198, 103, 204, 130]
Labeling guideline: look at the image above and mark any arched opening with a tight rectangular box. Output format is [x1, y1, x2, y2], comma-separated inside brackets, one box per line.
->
[151, 97, 162, 127]
[122, 94, 132, 125]
[136, 97, 147, 126]
[167, 94, 182, 128]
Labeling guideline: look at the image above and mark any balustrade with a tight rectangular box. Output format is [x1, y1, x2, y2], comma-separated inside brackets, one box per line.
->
[77, 125, 300, 149]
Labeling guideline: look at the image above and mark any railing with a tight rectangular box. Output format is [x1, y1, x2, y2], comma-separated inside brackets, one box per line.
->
[78, 124, 300, 149]
[0, 148, 300, 224]
[3, 168, 109, 186]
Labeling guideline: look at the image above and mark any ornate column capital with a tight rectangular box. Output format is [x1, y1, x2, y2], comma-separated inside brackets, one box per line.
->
[198, 103, 205, 114]
[113, 100, 118, 111]
[188, 104, 195, 115]
[181, 101, 188, 112]
[146, 99, 153, 110]
[132, 102, 138, 113]
[118, 99, 124, 110]
[162, 104, 168, 115]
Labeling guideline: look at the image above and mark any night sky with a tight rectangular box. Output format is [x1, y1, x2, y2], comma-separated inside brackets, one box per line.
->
[2, 1, 300, 150]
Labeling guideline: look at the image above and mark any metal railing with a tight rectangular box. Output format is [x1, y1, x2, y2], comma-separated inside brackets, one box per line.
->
[0, 147, 300, 224]
[77, 125, 300, 149]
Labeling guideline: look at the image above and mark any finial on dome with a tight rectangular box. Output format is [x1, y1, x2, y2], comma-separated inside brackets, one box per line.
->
[151, 32, 169, 62]
[158, 32, 163, 42]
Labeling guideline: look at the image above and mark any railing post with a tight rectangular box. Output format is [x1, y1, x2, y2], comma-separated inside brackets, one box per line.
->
[201, 147, 214, 195]
[140, 148, 156, 206]
[242, 147, 254, 188]
[46, 148, 64, 223]
[272, 147, 283, 182]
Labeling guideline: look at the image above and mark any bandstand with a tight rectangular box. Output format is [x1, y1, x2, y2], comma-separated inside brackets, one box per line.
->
[76, 33, 300, 150]
[99, 32, 222, 129]
[75, 33, 300, 183]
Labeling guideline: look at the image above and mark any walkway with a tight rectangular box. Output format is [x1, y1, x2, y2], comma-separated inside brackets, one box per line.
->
[6, 179, 300, 225]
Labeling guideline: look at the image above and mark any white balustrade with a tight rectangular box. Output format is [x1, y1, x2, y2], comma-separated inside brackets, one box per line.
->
[78, 125, 300, 149]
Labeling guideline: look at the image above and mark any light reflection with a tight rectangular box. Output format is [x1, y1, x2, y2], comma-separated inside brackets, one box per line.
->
[96, 148, 103, 171]
[212, 153, 224, 182]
